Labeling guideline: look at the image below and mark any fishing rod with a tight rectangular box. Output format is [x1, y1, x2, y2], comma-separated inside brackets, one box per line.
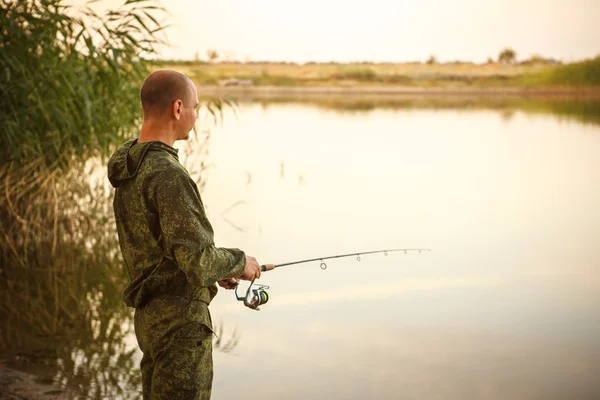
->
[235, 248, 431, 310]
[260, 248, 431, 272]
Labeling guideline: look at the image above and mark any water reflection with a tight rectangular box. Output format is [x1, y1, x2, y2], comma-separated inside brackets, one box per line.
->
[220, 322, 599, 400]
[206, 94, 600, 126]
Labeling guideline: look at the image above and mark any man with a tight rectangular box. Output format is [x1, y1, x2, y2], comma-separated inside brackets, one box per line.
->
[107, 69, 261, 399]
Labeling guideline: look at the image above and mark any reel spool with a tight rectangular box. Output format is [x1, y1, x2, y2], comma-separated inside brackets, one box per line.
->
[235, 279, 270, 310]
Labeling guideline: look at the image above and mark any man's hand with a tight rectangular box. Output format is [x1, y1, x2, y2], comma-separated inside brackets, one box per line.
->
[240, 255, 261, 281]
[218, 277, 239, 290]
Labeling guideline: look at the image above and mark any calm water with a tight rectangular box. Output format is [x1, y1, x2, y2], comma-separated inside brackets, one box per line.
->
[5, 100, 600, 399]
[197, 103, 600, 399]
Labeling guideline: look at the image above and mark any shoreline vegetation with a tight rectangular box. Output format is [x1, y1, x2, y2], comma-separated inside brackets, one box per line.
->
[157, 56, 600, 96]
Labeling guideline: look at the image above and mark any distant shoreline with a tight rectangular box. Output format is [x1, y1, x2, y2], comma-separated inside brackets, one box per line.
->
[196, 84, 600, 99]
[161, 57, 600, 96]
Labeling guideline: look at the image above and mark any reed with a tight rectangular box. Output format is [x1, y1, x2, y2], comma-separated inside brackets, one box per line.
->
[0, 1, 164, 382]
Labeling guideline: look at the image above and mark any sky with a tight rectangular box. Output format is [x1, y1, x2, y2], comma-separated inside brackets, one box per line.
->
[73, 0, 600, 63]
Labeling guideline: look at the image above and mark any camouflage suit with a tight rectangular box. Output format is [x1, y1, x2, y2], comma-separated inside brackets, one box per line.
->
[108, 139, 246, 399]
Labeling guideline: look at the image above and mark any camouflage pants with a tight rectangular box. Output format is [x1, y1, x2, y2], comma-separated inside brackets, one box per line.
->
[134, 296, 214, 400]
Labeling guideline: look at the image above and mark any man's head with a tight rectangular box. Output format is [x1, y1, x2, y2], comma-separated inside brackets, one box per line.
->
[140, 70, 199, 140]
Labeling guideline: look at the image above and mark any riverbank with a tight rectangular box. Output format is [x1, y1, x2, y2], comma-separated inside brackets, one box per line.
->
[159, 57, 600, 91]
[0, 362, 66, 400]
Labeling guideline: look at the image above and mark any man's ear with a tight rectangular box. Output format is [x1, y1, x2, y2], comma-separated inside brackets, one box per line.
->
[172, 99, 183, 120]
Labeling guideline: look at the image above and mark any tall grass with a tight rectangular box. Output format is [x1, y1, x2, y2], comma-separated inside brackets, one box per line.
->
[0, 1, 164, 391]
[0, 0, 166, 169]
[0, 158, 139, 397]
[0, 0, 166, 269]
[542, 56, 600, 86]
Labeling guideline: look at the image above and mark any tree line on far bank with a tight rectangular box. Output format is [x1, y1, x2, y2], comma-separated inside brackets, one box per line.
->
[175, 47, 564, 66]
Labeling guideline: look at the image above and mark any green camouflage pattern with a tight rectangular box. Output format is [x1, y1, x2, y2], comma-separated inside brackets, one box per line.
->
[135, 296, 214, 399]
[108, 138, 246, 399]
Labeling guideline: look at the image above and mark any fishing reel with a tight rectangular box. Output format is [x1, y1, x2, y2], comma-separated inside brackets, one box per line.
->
[235, 279, 270, 310]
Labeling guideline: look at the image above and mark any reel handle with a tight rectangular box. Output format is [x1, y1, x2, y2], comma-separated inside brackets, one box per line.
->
[260, 264, 275, 272]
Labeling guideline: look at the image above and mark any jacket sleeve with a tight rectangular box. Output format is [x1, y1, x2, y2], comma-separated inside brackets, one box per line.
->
[150, 167, 246, 288]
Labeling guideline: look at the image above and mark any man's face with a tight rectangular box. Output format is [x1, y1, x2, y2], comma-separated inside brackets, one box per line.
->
[177, 82, 199, 140]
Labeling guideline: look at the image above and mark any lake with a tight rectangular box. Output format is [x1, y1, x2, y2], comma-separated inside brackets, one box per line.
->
[202, 100, 600, 400]
[2, 98, 600, 399]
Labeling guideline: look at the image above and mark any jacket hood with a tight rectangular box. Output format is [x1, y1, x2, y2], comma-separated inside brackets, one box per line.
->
[107, 139, 178, 188]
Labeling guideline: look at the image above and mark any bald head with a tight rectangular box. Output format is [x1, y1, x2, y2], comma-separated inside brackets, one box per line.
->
[140, 70, 195, 118]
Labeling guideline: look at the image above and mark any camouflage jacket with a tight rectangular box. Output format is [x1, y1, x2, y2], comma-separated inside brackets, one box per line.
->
[108, 139, 246, 309]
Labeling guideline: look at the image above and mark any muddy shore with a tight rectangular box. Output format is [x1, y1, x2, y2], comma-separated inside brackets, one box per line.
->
[0, 362, 66, 400]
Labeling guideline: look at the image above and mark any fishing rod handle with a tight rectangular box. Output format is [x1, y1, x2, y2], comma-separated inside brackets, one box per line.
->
[261, 264, 275, 272]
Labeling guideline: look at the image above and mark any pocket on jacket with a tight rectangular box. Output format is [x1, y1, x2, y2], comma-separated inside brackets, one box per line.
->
[185, 299, 214, 334]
